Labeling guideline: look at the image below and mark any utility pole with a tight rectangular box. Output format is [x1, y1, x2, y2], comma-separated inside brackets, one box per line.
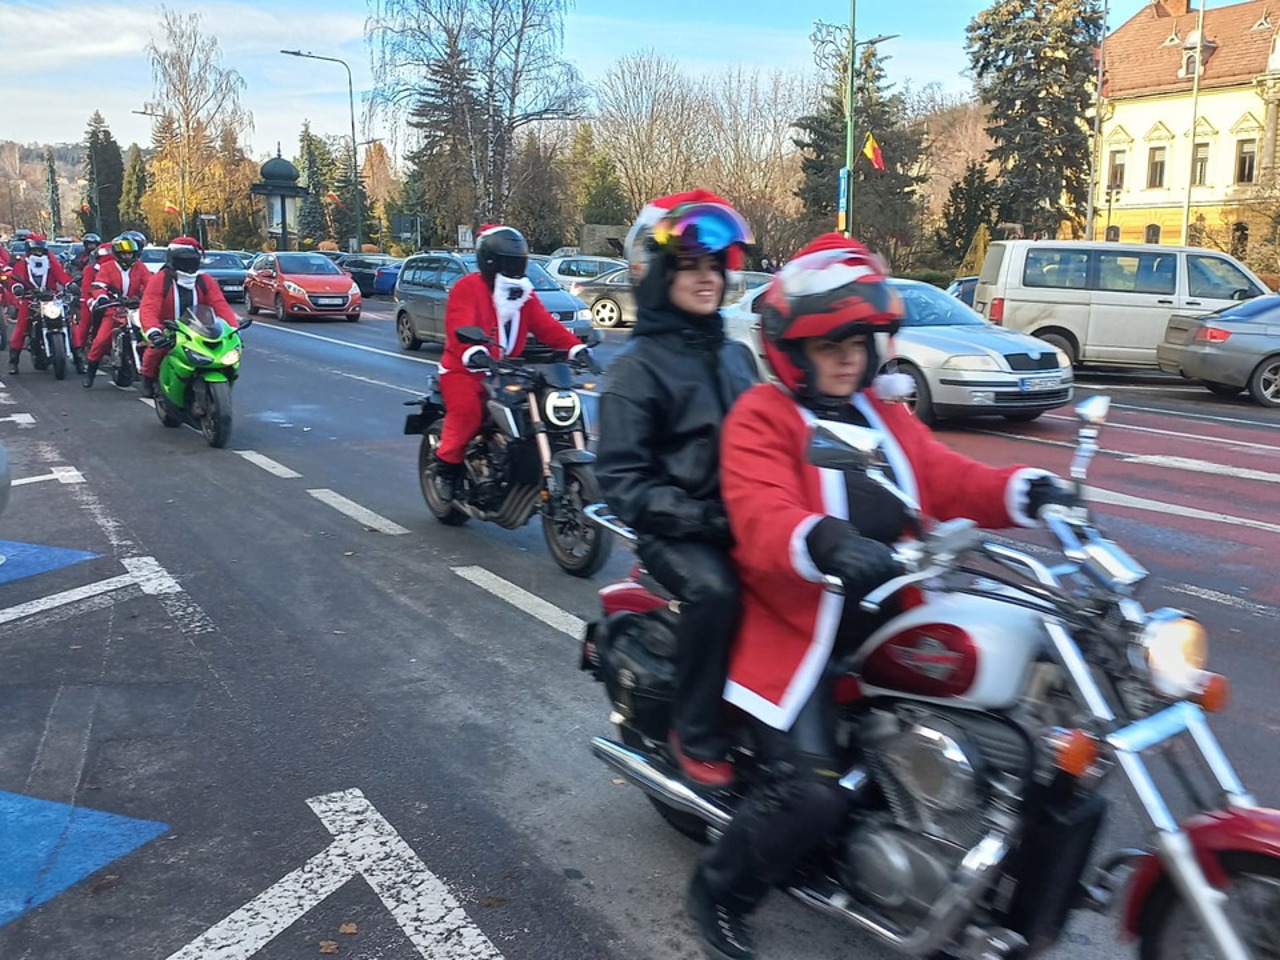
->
[1084, 0, 1110, 240]
[1181, 0, 1207, 245]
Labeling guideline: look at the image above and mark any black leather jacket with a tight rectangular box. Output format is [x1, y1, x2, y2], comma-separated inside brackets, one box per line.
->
[597, 305, 758, 542]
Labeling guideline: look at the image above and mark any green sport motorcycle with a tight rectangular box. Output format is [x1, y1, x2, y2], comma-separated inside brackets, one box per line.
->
[152, 305, 251, 448]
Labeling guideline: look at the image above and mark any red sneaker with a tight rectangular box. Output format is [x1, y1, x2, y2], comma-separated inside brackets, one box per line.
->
[668, 730, 734, 788]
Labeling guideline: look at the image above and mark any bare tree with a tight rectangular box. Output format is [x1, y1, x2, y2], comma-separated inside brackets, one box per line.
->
[370, 0, 585, 223]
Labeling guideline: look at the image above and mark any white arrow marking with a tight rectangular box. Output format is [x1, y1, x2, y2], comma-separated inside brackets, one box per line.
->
[165, 789, 504, 960]
[0, 412, 36, 426]
[12, 466, 86, 487]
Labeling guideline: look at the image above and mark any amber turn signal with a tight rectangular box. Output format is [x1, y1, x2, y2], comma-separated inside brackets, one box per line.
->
[1048, 727, 1099, 779]
[1194, 672, 1231, 713]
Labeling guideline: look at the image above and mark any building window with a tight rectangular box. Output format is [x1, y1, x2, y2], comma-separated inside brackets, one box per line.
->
[1192, 142, 1209, 186]
[1108, 150, 1126, 190]
[1105, 225, 1121, 242]
[1182, 52, 1200, 77]
[1237, 139, 1258, 183]
[1147, 146, 1167, 188]
[1232, 222, 1250, 258]
[1145, 224, 1162, 244]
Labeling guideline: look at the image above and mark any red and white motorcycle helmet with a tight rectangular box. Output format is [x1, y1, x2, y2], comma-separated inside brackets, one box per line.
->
[758, 233, 911, 402]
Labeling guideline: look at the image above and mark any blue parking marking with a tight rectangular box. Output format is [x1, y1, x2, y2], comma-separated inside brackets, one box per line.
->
[0, 791, 168, 927]
[0, 541, 100, 586]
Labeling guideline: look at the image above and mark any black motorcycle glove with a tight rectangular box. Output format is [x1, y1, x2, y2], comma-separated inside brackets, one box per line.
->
[579, 349, 603, 375]
[806, 517, 903, 599]
[701, 501, 735, 547]
[146, 328, 167, 347]
[464, 348, 494, 372]
[1025, 475, 1080, 520]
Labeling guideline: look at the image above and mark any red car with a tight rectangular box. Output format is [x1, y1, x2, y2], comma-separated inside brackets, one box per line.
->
[245, 252, 363, 322]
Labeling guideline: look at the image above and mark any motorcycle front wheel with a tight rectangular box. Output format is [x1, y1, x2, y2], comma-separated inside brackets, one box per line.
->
[542, 464, 612, 578]
[50, 333, 67, 380]
[112, 334, 135, 387]
[419, 423, 469, 526]
[1138, 852, 1280, 960]
[200, 380, 233, 448]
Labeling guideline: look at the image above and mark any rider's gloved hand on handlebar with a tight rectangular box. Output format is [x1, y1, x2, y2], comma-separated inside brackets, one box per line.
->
[1025, 475, 1080, 520]
[578, 348, 603, 376]
[146, 328, 168, 348]
[701, 500, 734, 548]
[463, 346, 494, 372]
[806, 518, 904, 599]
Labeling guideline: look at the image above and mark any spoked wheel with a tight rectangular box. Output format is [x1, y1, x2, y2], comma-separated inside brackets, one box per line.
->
[419, 422, 469, 525]
[1139, 852, 1280, 960]
[200, 380, 233, 448]
[542, 464, 613, 577]
[50, 333, 67, 380]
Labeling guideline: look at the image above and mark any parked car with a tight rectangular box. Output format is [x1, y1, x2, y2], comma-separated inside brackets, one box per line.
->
[544, 255, 626, 289]
[200, 251, 250, 303]
[1157, 295, 1280, 407]
[343, 254, 401, 296]
[139, 245, 169, 273]
[946, 275, 977, 307]
[973, 239, 1268, 367]
[394, 253, 592, 350]
[223, 249, 257, 267]
[314, 250, 347, 263]
[245, 252, 362, 321]
[724, 278, 1074, 424]
[373, 259, 404, 295]
[570, 267, 634, 328]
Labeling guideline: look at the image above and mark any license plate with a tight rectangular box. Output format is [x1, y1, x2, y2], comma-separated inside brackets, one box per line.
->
[224, 285, 243, 292]
[1020, 376, 1061, 392]
[316, 297, 343, 306]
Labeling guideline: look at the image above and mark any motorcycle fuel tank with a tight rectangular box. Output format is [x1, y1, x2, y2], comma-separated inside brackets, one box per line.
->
[854, 592, 1049, 709]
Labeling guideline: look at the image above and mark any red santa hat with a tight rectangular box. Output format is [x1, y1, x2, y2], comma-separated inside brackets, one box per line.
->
[624, 189, 752, 275]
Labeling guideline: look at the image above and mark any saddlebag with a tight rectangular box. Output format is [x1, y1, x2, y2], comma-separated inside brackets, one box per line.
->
[580, 607, 677, 741]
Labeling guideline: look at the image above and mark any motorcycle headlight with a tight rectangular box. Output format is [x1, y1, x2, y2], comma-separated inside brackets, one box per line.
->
[221, 348, 241, 366]
[183, 347, 213, 366]
[41, 301, 62, 320]
[543, 389, 582, 428]
[1138, 609, 1208, 699]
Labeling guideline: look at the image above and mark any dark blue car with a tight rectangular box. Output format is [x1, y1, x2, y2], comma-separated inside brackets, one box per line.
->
[373, 260, 403, 295]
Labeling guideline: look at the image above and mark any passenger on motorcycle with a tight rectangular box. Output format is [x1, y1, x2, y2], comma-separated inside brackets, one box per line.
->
[8, 235, 73, 375]
[688, 233, 1077, 960]
[83, 235, 151, 388]
[138, 237, 237, 399]
[595, 191, 759, 789]
[432, 224, 595, 502]
[68, 233, 100, 283]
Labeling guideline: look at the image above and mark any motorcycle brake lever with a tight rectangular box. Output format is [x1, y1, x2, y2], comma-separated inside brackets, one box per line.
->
[859, 564, 943, 615]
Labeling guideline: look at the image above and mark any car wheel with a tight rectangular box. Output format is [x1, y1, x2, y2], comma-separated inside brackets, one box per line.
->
[247, 296, 259, 316]
[1247, 355, 1280, 407]
[898, 363, 936, 425]
[1001, 410, 1043, 423]
[345, 314, 359, 322]
[592, 298, 623, 328]
[275, 295, 286, 320]
[1203, 381, 1243, 398]
[397, 312, 423, 351]
[1037, 332, 1077, 368]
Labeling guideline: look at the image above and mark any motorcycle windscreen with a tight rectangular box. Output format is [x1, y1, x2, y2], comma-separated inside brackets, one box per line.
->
[182, 304, 230, 339]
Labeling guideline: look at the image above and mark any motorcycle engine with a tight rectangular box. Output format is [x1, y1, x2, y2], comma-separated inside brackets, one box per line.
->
[465, 441, 505, 508]
[841, 707, 1032, 922]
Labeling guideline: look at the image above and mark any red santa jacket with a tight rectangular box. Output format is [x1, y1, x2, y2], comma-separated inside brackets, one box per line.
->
[11, 255, 72, 295]
[90, 258, 151, 304]
[139, 270, 237, 333]
[440, 272, 584, 374]
[720, 383, 1049, 731]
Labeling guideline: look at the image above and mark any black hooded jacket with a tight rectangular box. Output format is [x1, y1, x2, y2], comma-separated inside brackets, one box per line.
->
[596, 269, 759, 542]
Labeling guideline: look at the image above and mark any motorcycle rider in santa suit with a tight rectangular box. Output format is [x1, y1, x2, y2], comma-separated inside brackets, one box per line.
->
[82, 234, 151, 388]
[595, 191, 759, 789]
[8, 235, 73, 375]
[687, 233, 1078, 960]
[432, 224, 596, 502]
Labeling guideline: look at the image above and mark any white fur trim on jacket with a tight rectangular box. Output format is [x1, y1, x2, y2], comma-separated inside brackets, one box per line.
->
[788, 513, 826, 582]
[1006, 467, 1056, 528]
[568, 343, 587, 358]
[872, 371, 915, 401]
[461, 344, 489, 369]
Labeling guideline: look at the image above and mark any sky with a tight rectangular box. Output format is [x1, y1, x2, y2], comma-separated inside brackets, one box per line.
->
[0, 0, 1177, 165]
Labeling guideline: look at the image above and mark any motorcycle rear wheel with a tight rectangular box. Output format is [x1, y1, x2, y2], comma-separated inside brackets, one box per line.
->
[542, 464, 612, 578]
[201, 380, 233, 448]
[420, 424, 469, 525]
[1138, 852, 1280, 960]
[618, 726, 711, 845]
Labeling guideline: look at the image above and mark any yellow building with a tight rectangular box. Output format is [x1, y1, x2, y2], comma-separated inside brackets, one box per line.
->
[1097, 0, 1280, 253]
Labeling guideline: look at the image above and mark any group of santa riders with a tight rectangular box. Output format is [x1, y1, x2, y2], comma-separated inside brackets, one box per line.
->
[0, 231, 237, 393]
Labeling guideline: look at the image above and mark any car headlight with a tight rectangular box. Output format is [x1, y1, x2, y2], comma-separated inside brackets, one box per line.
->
[1138, 609, 1208, 699]
[940, 354, 1000, 371]
[284, 281, 306, 296]
[221, 348, 241, 366]
[1054, 347, 1072, 369]
[349, 282, 361, 296]
[575, 308, 591, 321]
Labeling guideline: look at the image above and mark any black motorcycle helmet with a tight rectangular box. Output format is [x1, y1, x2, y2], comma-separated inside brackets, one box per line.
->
[165, 237, 203, 274]
[475, 226, 529, 283]
[81, 233, 101, 254]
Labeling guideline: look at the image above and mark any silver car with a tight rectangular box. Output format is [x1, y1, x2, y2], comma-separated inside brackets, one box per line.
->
[1157, 295, 1280, 407]
[723, 278, 1074, 424]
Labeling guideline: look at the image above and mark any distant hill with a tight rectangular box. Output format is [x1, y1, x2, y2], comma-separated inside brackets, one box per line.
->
[1, 139, 147, 237]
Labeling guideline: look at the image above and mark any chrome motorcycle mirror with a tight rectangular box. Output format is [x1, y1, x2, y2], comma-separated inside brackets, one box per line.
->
[1070, 395, 1111, 482]
[1075, 395, 1111, 426]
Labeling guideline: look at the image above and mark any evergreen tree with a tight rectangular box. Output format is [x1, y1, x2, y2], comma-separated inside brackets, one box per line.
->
[45, 148, 62, 236]
[582, 155, 631, 224]
[80, 112, 125, 238]
[507, 132, 570, 252]
[120, 144, 148, 233]
[296, 122, 329, 247]
[329, 145, 375, 251]
[967, 0, 1103, 238]
[937, 161, 997, 267]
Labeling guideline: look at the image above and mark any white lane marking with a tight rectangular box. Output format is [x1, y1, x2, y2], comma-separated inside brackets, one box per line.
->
[1084, 485, 1280, 535]
[307, 488, 411, 535]
[452, 565, 586, 638]
[1040, 414, 1280, 453]
[1168, 584, 1278, 619]
[166, 789, 504, 960]
[0, 573, 139, 626]
[1119, 454, 1280, 484]
[0, 412, 36, 426]
[331, 369, 424, 395]
[12, 466, 86, 487]
[234, 449, 302, 479]
[139, 397, 156, 408]
[24, 684, 98, 802]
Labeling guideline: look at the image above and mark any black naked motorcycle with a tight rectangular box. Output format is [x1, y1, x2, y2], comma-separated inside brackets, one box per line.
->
[404, 325, 613, 577]
[20, 288, 76, 380]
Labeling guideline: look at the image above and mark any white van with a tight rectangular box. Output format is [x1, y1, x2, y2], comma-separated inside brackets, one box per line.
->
[973, 240, 1268, 367]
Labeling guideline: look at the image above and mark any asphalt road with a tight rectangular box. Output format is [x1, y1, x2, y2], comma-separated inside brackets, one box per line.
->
[1, 297, 1278, 960]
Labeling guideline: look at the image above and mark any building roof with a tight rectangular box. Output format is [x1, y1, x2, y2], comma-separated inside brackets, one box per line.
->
[1106, 0, 1276, 98]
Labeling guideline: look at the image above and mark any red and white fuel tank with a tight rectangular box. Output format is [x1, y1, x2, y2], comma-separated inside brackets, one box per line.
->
[852, 592, 1050, 709]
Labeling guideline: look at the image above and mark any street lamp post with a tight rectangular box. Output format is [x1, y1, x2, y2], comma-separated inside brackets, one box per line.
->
[281, 49, 363, 253]
[133, 108, 188, 236]
[1084, 0, 1110, 240]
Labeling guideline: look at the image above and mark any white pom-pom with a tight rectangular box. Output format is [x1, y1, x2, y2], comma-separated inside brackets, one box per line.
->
[873, 372, 914, 401]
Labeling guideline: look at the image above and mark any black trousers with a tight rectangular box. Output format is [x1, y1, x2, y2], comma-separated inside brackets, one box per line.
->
[699, 678, 853, 912]
[636, 537, 739, 761]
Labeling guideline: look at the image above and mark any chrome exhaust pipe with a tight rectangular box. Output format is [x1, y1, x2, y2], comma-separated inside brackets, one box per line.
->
[591, 736, 733, 829]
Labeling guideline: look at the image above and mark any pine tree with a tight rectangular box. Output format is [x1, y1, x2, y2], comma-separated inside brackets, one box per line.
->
[507, 132, 570, 252]
[80, 112, 125, 238]
[120, 144, 148, 233]
[967, 0, 1103, 238]
[45, 148, 62, 236]
[296, 122, 328, 247]
[937, 161, 997, 267]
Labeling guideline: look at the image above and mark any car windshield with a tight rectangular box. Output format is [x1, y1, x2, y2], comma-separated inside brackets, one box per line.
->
[891, 281, 986, 327]
[202, 253, 243, 269]
[1208, 294, 1280, 321]
[460, 255, 560, 292]
[278, 254, 342, 276]
[140, 248, 167, 262]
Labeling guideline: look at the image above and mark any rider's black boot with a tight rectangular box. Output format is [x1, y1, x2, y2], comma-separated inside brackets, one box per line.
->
[138, 376, 155, 399]
[73, 348, 86, 375]
[433, 454, 463, 502]
[7, 349, 19, 375]
[82, 361, 99, 388]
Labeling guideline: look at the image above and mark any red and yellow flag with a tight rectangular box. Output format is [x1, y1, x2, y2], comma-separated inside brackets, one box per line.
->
[164, 201, 179, 215]
[862, 132, 885, 172]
